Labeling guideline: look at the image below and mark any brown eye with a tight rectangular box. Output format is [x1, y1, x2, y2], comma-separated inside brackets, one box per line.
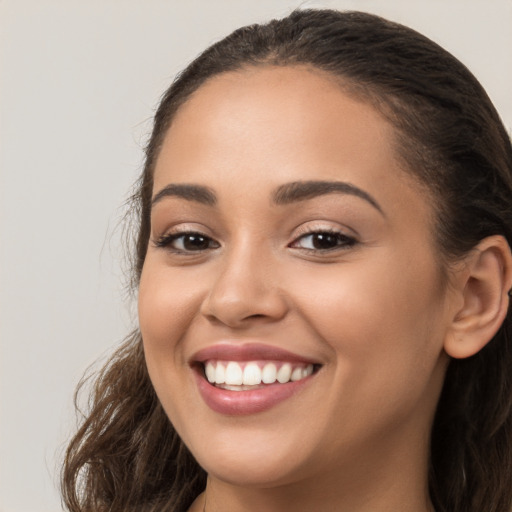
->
[181, 234, 211, 251]
[291, 231, 356, 251]
[156, 232, 220, 252]
[310, 233, 341, 250]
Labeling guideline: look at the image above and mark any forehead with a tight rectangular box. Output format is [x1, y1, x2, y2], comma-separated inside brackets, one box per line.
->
[153, 66, 432, 230]
[155, 66, 403, 189]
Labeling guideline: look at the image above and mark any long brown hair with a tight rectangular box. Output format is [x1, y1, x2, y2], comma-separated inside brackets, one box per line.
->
[62, 9, 512, 512]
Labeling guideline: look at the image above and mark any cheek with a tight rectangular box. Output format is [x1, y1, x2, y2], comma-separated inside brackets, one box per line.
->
[137, 260, 210, 432]
[287, 249, 446, 384]
[138, 260, 205, 368]
[289, 259, 446, 443]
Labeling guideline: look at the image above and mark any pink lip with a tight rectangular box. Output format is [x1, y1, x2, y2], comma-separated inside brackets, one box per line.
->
[194, 370, 315, 416]
[191, 343, 318, 364]
[191, 343, 320, 416]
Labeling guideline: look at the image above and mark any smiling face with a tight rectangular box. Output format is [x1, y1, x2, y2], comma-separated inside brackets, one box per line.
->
[138, 66, 456, 494]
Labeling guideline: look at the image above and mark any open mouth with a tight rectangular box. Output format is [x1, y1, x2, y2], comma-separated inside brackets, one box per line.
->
[202, 360, 318, 391]
[191, 344, 323, 414]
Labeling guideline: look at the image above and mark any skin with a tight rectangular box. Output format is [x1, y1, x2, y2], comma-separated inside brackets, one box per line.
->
[138, 66, 466, 512]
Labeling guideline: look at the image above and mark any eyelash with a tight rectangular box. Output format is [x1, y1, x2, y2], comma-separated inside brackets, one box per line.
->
[155, 231, 220, 253]
[154, 228, 357, 254]
[289, 228, 357, 252]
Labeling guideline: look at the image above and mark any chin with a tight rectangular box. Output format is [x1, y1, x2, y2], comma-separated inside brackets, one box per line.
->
[178, 420, 317, 488]
[198, 450, 308, 488]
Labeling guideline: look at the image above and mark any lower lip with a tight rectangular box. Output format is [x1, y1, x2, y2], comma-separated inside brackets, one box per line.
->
[194, 369, 315, 416]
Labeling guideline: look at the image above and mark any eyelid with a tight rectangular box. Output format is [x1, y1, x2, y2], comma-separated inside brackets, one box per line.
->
[152, 222, 215, 240]
[291, 221, 358, 239]
[152, 224, 221, 252]
[154, 232, 220, 253]
[151, 222, 358, 254]
[288, 223, 359, 252]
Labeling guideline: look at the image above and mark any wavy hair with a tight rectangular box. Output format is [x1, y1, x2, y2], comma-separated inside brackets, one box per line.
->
[62, 9, 512, 512]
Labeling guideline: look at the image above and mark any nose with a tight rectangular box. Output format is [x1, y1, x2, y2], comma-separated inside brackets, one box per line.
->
[200, 243, 288, 328]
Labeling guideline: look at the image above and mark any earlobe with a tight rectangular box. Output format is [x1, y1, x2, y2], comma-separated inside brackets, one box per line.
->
[444, 236, 512, 359]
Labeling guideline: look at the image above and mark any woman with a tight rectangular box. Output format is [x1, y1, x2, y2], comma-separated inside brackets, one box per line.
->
[62, 9, 512, 512]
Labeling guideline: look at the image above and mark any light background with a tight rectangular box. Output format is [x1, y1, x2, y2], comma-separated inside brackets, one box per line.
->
[1, 1, 511, 510]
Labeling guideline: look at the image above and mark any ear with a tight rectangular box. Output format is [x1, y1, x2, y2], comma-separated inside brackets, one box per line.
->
[444, 235, 512, 359]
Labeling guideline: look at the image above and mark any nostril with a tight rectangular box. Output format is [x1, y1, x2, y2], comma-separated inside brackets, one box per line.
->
[200, 279, 289, 327]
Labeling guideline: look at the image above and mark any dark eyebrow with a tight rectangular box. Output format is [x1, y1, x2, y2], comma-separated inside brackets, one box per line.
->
[151, 184, 217, 207]
[272, 180, 384, 215]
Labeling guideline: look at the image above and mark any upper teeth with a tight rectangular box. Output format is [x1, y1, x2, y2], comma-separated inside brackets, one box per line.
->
[204, 360, 314, 386]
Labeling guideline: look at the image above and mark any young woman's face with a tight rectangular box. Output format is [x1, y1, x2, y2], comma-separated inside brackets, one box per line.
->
[139, 67, 455, 488]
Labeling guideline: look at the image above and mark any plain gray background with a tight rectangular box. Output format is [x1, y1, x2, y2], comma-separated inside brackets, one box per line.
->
[1, 1, 511, 510]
